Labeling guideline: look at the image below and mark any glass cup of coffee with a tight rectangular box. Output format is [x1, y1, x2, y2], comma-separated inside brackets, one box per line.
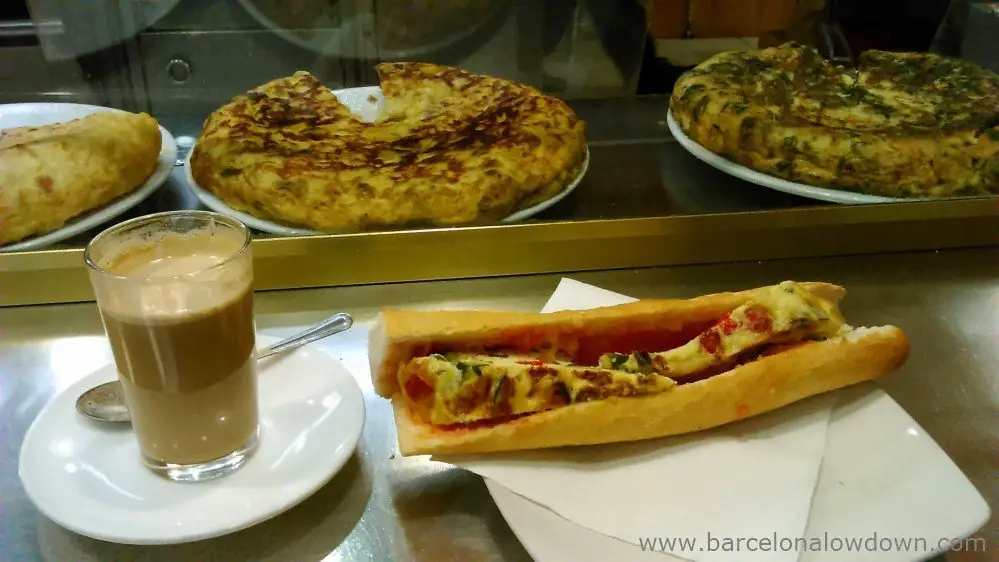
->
[85, 211, 259, 482]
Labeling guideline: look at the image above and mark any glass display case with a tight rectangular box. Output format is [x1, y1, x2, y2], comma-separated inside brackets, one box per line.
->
[1, 0, 997, 305]
[1, 2, 997, 560]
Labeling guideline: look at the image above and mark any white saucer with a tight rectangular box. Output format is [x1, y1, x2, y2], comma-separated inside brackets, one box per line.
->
[0, 102, 178, 252]
[183, 86, 588, 236]
[17, 335, 365, 545]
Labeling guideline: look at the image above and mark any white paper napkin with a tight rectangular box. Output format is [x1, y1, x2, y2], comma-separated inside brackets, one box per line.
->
[437, 278, 834, 562]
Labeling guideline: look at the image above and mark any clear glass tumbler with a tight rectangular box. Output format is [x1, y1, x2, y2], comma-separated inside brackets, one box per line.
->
[85, 211, 259, 482]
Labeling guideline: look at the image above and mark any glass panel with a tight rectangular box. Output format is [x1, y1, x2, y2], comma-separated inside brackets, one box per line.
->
[0, 0, 996, 253]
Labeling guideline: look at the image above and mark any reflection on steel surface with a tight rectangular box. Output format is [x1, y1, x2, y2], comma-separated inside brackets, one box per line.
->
[46, 336, 112, 393]
[1, 250, 996, 559]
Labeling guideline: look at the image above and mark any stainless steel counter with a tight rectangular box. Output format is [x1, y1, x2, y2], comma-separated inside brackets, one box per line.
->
[2, 247, 997, 561]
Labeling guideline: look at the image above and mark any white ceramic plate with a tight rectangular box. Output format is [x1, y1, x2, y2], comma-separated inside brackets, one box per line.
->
[0, 103, 178, 252]
[665, 109, 924, 205]
[488, 383, 990, 562]
[18, 335, 365, 545]
[183, 86, 588, 236]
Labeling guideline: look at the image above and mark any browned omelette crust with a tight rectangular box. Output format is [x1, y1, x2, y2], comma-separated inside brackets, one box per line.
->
[191, 65, 587, 231]
[670, 43, 999, 198]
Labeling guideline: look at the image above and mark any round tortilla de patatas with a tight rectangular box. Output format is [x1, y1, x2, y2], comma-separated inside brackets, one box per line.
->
[670, 43, 999, 198]
[191, 65, 587, 232]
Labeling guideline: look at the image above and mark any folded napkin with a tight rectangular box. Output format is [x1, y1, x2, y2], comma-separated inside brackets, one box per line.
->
[438, 278, 835, 562]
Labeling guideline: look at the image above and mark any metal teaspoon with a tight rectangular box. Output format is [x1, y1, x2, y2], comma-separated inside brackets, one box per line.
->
[75, 312, 353, 424]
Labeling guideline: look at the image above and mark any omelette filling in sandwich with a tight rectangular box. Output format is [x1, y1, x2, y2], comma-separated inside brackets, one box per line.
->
[398, 282, 851, 426]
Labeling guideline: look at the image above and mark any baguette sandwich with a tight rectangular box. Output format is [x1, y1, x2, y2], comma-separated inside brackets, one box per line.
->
[369, 281, 909, 456]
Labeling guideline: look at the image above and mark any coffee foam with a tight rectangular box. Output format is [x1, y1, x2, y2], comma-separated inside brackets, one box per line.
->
[94, 227, 251, 321]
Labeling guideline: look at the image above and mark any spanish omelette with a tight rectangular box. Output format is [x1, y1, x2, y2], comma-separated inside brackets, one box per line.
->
[0, 111, 162, 246]
[670, 43, 999, 198]
[190, 64, 587, 231]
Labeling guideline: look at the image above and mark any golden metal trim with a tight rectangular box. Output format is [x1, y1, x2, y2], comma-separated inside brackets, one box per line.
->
[2, 199, 997, 306]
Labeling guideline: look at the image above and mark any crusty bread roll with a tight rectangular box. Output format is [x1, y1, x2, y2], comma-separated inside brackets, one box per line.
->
[368, 282, 909, 456]
[0, 111, 161, 245]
